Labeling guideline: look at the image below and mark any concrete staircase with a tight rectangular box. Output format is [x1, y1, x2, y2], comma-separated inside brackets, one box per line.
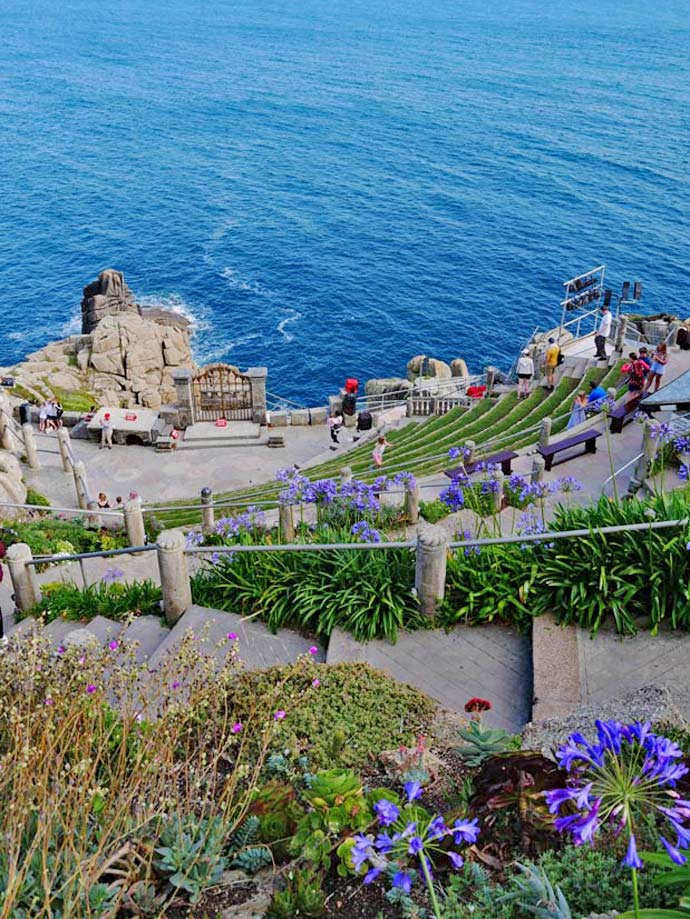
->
[177, 421, 268, 450]
[5, 605, 325, 671]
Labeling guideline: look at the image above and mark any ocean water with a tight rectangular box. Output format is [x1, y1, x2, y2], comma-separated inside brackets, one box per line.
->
[1, 0, 689, 405]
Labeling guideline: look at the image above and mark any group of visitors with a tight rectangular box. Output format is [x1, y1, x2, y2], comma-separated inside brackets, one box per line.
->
[515, 336, 562, 398]
[625, 343, 668, 402]
[566, 381, 607, 429]
[38, 399, 64, 432]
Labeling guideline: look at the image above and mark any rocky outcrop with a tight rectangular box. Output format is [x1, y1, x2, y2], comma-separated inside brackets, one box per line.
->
[2, 272, 194, 411]
[406, 355, 452, 382]
[0, 394, 27, 517]
[450, 358, 470, 378]
[81, 269, 140, 334]
[364, 377, 412, 400]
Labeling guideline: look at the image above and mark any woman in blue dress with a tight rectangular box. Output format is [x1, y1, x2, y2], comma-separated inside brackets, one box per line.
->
[567, 391, 587, 429]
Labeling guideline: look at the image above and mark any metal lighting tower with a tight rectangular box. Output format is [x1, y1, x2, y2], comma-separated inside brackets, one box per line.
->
[559, 265, 606, 338]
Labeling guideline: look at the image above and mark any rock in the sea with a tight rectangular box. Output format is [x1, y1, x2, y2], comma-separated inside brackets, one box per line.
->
[364, 377, 412, 399]
[406, 355, 452, 381]
[81, 269, 140, 334]
[450, 358, 470, 378]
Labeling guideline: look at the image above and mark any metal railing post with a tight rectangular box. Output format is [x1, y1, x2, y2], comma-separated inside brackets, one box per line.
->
[6, 542, 41, 612]
[200, 486, 214, 535]
[156, 529, 192, 626]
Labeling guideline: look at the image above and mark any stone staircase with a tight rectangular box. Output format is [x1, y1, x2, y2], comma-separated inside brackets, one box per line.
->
[177, 421, 268, 450]
[6, 605, 325, 670]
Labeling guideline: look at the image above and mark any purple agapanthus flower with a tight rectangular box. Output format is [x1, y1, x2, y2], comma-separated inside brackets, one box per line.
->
[547, 721, 690, 869]
[101, 567, 124, 584]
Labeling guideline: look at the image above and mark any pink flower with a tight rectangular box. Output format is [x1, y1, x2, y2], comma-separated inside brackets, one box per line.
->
[57, 646, 65, 655]
[44, 697, 54, 706]
[86, 684, 97, 694]
[312, 678, 321, 688]
[227, 632, 238, 641]
[274, 710, 286, 721]
[309, 646, 318, 655]
[172, 681, 181, 690]
[108, 640, 119, 651]
[78, 656, 86, 665]
[231, 722, 243, 734]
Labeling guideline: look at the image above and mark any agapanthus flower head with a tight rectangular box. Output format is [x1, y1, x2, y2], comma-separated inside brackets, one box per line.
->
[651, 422, 673, 443]
[351, 520, 382, 543]
[547, 720, 690, 867]
[440, 481, 465, 512]
[101, 566, 124, 584]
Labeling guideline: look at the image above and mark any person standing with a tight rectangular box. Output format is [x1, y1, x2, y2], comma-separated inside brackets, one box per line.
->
[372, 435, 391, 468]
[38, 401, 48, 433]
[100, 412, 114, 449]
[637, 347, 652, 372]
[327, 412, 343, 448]
[97, 492, 111, 509]
[516, 349, 534, 399]
[625, 352, 648, 404]
[46, 400, 58, 431]
[644, 342, 669, 393]
[543, 338, 560, 391]
[594, 306, 611, 360]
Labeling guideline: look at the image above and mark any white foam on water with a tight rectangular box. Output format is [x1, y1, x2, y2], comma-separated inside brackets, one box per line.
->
[137, 293, 212, 334]
[196, 332, 263, 365]
[220, 266, 276, 298]
[276, 308, 301, 342]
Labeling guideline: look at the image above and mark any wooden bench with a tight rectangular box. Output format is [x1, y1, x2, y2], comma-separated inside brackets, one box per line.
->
[537, 430, 602, 472]
[609, 394, 642, 434]
[445, 449, 518, 479]
[267, 433, 285, 448]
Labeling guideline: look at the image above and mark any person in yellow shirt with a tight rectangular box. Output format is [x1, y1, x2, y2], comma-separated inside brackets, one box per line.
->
[543, 337, 561, 390]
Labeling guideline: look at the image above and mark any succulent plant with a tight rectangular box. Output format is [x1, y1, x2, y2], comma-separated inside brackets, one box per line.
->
[500, 863, 572, 919]
[455, 721, 511, 766]
[306, 769, 363, 809]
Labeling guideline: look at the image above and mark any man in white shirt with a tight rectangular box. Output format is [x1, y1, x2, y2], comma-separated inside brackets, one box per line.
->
[594, 306, 612, 360]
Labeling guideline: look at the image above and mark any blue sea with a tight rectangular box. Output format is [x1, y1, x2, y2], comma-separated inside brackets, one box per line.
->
[1, 0, 689, 404]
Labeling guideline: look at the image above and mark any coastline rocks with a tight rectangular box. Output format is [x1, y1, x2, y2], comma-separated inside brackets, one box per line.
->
[406, 355, 452, 381]
[364, 378, 412, 400]
[81, 269, 140, 334]
[450, 358, 470, 378]
[0, 395, 27, 516]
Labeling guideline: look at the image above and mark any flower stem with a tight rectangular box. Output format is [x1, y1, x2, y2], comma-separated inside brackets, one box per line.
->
[631, 866, 640, 919]
[420, 856, 442, 919]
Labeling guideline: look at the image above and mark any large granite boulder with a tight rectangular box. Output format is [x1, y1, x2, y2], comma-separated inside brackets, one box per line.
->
[406, 355, 452, 381]
[450, 358, 470, 378]
[81, 269, 140, 334]
[364, 377, 412, 400]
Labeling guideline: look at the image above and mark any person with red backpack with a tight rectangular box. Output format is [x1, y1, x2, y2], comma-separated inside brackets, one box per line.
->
[625, 352, 648, 403]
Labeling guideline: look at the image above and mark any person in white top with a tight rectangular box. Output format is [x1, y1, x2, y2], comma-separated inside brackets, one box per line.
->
[516, 349, 534, 399]
[372, 436, 391, 468]
[594, 306, 612, 360]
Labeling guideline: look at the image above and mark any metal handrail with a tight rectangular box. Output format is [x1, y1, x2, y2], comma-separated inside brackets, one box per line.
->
[601, 452, 644, 498]
[0, 500, 124, 517]
[26, 544, 156, 565]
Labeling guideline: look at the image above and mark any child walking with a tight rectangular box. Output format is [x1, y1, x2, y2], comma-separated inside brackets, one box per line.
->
[372, 435, 391, 468]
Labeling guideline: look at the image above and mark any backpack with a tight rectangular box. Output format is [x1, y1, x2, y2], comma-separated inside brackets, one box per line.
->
[629, 360, 647, 387]
[556, 349, 564, 366]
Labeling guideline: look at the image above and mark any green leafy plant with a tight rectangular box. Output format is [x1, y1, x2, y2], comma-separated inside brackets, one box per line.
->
[455, 721, 512, 766]
[266, 867, 326, 918]
[24, 579, 162, 623]
[499, 863, 571, 918]
[419, 499, 452, 523]
[154, 815, 228, 903]
[249, 781, 304, 858]
[25, 487, 51, 510]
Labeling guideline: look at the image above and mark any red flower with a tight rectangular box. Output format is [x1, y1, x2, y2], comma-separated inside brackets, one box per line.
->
[464, 698, 492, 713]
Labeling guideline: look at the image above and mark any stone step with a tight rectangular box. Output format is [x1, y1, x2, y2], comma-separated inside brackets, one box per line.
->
[119, 615, 170, 664]
[176, 434, 269, 450]
[147, 604, 324, 673]
[530, 614, 582, 721]
[42, 615, 125, 649]
[5, 616, 39, 640]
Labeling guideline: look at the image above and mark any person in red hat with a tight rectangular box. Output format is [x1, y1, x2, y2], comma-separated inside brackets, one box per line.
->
[100, 412, 114, 450]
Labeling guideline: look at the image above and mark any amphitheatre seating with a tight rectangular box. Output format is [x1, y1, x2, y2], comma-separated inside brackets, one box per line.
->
[537, 429, 602, 472]
[445, 449, 518, 479]
[608, 394, 642, 434]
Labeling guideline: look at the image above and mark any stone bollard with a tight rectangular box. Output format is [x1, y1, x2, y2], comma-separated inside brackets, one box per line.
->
[485, 366, 498, 394]
[607, 387, 617, 404]
[539, 417, 552, 448]
[491, 470, 504, 514]
[531, 455, 546, 485]
[0, 411, 14, 452]
[465, 440, 476, 463]
[415, 526, 449, 617]
[156, 529, 192, 626]
[6, 542, 41, 612]
[627, 420, 656, 498]
[56, 427, 73, 473]
[124, 496, 146, 546]
[279, 503, 295, 542]
[73, 460, 89, 510]
[200, 486, 214, 535]
[339, 466, 353, 487]
[405, 481, 420, 525]
[614, 315, 628, 353]
[86, 500, 101, 529]
[21, 422, 39, 470]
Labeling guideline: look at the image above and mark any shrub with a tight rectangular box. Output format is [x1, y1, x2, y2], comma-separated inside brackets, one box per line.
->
[25, 578, 162, 623]
[420, 499, 452, 523]
[224, 662, 436, 770]
[0, 518, 128, 559]
[25, 487, 51, 509]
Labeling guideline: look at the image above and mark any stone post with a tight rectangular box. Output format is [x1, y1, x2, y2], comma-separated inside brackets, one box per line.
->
[73, 460, 89, 510]
[171, 368, 194, 428]
[531, 455, 545, 485]
[246, 367, 268, 425]
[465, 440, 476, 463]
[124, 496, 146, 546]
[614, 315, 629, 353]
[627, 420, 656, 498]
[86, 500, 101, 529]
[279, 504, 295, 542]
[491, 470, 504, 514]
[156, 529, 192, 626]
[200, 486, 214, 535]
[6, 542, 41, 612]
[485, 366, 498, 394]
[668, 320, 681, 349]
[607, 387, 617, 404]
[539, 417, 552, 448]
[415, 526, 449, 617]
[0, 410, 14, 452]
[405, 481, 420, 525]
[339, 466, 353, 487]
[21, 422, 39, 469]
[56, 427, 73, 473]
